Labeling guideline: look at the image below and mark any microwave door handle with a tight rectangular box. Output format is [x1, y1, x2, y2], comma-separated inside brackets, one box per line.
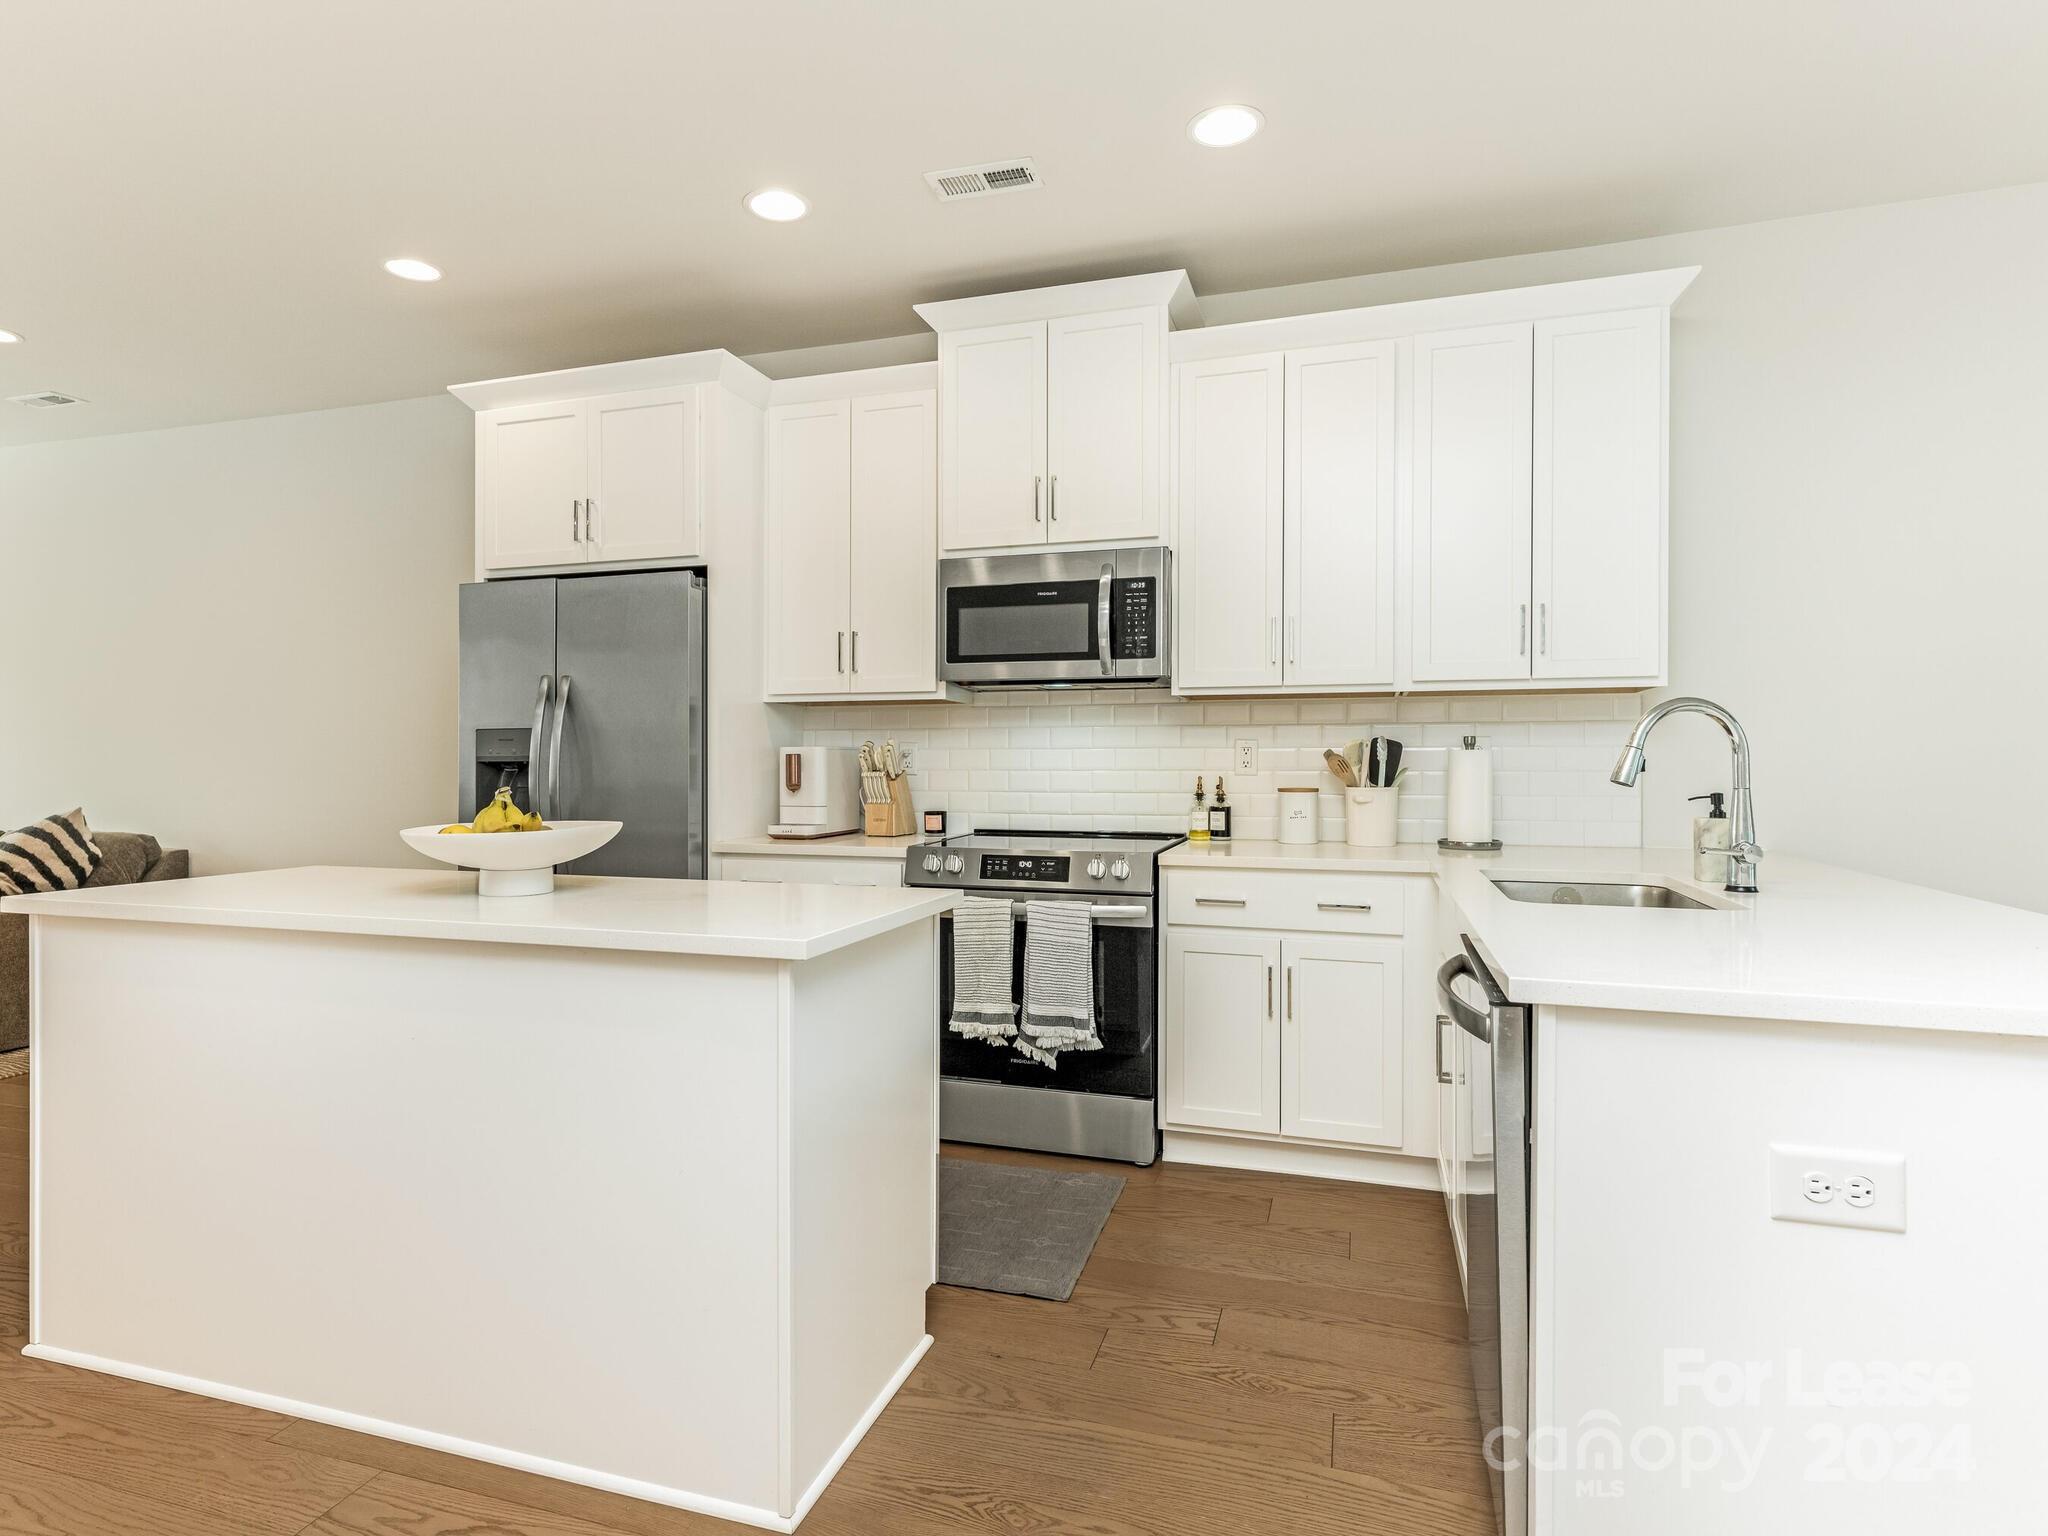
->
[1098, 566, 1114, 676]
[529, 674, 553, 820]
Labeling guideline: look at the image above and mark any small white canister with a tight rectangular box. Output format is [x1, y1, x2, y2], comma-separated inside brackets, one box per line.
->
[1277, 786, 1320, 845]
[1344, 786, 1399, 848]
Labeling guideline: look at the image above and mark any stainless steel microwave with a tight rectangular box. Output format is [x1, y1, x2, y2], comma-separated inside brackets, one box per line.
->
[938, 547, 1170, 687]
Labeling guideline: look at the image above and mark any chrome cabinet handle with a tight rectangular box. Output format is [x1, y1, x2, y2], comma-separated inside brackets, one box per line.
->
[1317, 902, 1373, 912]
[1436, 1014, 1453, 1084]
[1539, 601, 1548, 655]
[1285, 617, 1296, 665]
[836, 632, 845, 674]
[1050, 474, 1059, 521]
[850, 630, 859, 673]
[529, 674, 553, 819]
[1269, 616, 1279, 665]
[1034, 475, 1042, 522]
[586, 496, 597, 546]
[1519, 603, 1528, 656]
[1194, 897, 1247, 907]
[571, 499, 581, 542]
[1286, 965, 1295, 1021]
[1098, 566, 1114, 677]
[547, 674, 572, 818]
[1266, 964, 1273, 1018]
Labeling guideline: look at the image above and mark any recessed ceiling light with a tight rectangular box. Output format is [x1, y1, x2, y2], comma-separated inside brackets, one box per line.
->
[0, 329, 21, 344]
[744, 188, 809, 223]
[383, 258, 442, 282]
[1187, 104, 1264, 149]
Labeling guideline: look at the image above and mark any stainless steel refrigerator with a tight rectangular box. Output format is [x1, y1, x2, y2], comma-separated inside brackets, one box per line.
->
[458, 570, 707, 879]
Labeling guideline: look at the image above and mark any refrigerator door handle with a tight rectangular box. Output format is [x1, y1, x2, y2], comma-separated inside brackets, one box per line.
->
[548, 674, 572, 820]
[529, 674, 554, 819]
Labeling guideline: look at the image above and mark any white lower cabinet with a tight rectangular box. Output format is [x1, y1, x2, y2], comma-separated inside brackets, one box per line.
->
[1164, 929, 1282, 1134]
[1280, 936, 1405, 1148]
[717, 853, 904, 888]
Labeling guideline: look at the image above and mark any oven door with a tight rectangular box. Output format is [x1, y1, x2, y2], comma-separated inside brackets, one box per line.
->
[939, 548, 1167, 685]
[938, 890, 1157, 1099]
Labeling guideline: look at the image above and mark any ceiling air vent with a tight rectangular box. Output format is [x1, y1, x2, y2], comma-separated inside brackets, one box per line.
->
[925, 158, 1042, 202]
[6, 391, 87, 409]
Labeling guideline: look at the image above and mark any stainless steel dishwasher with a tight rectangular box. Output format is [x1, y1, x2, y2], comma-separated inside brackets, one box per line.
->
[1438, 937, 1532, 1536]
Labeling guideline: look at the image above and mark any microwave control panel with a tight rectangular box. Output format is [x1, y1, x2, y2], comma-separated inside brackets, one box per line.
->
[978, 854, 1070, 884]
[1112, 578, 1157, 659]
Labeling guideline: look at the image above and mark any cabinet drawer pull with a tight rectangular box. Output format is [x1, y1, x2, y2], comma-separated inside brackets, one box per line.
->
[1266, 964, 1273, 1018]
[1034, 475, 1043, 522]
[836, 632, 845, 673]
[1195, 897, 1248, 907]
[571, 498, 582, 542]
[850, 630, 859, 673]
[1286, 964, 1294, 1021]
[1317, 901, 1374, 912]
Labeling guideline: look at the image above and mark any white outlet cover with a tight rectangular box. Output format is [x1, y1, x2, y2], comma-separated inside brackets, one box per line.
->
[1235, 739, 1258, 773]
[1770, 1143, 1907, 1233]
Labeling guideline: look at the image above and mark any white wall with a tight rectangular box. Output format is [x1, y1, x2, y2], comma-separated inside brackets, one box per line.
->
[0, 395, 473, 873]
[1201, 182, 2048, 912]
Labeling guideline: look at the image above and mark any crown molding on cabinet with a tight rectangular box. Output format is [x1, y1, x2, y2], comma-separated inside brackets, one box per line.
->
[450, 348, 772, 413]
[1170, 267, 1700, 363]
[766, 360, 940, 406]
[915, 269, 1202, 333]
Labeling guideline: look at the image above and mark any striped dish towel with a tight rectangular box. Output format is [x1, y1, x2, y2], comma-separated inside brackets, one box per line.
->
[948, 895, 1018, 1043]
[1018, 900, 1099, 1068]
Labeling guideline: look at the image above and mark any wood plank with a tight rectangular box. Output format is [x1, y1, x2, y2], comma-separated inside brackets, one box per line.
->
[0, 1278, 25, 1337]
[0, 1454, 287, 1536]
[0, 1104, 27, 1135]
[308, 1471, 636, 1536]
[807, 1468, 1175, 1536]
[924, 1285, 1107, 1368]
[0, 1218, 24, 1274]
[0, 1344, 295, 1442]
[1334, 1410, 1497, 1507]
[931, 1274, 1219, 1346]
[1081, 1253, 1469, 1341]
[0, 1076, 27, 1107]
[1096, 1327, 1484, 1419]
[0, 1390, 374, 1534]
[1214, 1302, 1475, 1388]
[271, 1422, 743, 1536]
[1102, 1204, 1353, 1257]
[1091, 1218, 1459, 1303]
[901, 1336, 1335, 1469]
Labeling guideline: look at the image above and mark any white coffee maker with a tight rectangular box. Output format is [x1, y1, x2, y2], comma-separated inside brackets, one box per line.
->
[768, 747, 860, 839]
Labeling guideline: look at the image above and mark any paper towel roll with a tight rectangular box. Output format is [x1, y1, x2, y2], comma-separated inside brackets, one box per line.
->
[1446, 741, 1493, 844]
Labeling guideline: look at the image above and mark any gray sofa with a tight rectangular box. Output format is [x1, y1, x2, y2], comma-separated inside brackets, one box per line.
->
[1, 832, 189, 1053]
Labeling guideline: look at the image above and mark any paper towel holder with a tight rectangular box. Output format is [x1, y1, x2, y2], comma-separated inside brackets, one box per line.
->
[1439, 734, 1503, 852]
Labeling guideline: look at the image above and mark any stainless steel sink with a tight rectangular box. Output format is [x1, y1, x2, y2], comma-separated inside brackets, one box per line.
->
[1489, 879, 1715, 911]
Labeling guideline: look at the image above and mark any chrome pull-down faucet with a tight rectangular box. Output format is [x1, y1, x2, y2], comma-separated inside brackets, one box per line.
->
[1610, 696, 1762, 893]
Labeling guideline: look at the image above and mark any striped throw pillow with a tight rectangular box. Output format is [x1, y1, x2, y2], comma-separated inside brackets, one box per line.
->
[0, 809, 102, 896]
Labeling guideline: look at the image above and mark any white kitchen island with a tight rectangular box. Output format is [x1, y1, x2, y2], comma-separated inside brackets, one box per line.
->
[1, 866, 952, 1532]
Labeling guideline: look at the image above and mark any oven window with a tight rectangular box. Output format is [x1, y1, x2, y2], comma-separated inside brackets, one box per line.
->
[948, 580, 1098, 663]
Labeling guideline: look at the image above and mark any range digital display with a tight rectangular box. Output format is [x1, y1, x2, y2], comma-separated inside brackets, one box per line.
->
[977, 854, 1070, 883]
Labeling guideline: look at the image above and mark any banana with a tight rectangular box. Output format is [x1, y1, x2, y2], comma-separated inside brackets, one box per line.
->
[437, 824, 476, 835]
[470, 787, 536, 834]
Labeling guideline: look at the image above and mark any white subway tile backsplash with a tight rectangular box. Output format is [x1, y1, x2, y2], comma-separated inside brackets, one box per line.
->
[803, 690, 1644, 846]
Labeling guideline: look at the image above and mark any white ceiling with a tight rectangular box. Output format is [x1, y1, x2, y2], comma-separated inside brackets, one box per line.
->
[5, 0, 2047, 445]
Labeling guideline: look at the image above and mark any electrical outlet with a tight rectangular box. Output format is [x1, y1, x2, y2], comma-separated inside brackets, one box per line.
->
[1770, 1144, 1907, 1233]
[895, 746, 914, 775]
[1235, 739, 1258, 774]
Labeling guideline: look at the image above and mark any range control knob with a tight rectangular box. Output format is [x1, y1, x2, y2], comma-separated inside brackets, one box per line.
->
[1087, 856, 1108, 880]
[922, 854, 942, 874]
[944, 854, 965, 874]
[1109, 857, 1131, 881]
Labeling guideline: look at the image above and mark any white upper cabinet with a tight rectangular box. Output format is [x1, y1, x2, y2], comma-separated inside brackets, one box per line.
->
[764, 382, 942, 700]
[848, 390, 939, 694]
[1410, 322, 1535, 684]
[939, 322, 1046, 552]
[918, 272, 1193, 555]
[476, 387, 705, 575]
[764, 399, 854, 697]
[585, 385, 700, 567]
[1533, 308, 1664, 681]
[1045, 307, 1163, 544]
[1175, 354, 1284, 691]
[478, 402, 587, 571]
[1285, 341, 1398, 689]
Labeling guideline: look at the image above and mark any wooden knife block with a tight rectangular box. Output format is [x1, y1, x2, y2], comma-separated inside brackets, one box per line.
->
[863, 774, 917, 837]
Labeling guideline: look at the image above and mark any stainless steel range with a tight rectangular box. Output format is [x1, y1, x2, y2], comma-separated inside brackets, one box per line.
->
[907, 828, 1184, 1165]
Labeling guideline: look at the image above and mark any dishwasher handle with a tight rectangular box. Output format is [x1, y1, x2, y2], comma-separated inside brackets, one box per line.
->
[1436, 952, 1495, 1043]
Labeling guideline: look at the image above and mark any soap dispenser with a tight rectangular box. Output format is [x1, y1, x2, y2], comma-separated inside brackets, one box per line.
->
[1689, 792, 1730, 884]
[1187, 776, 1210, 841]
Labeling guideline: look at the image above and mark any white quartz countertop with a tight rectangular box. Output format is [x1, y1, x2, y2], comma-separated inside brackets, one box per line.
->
[1165, 839, 2048, 1037]
[0, 866, 954, 961]
[714, 833, 926, 860]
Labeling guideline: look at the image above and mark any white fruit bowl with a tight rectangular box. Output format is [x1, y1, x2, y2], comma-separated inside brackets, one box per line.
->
[399, 821, 623, 896]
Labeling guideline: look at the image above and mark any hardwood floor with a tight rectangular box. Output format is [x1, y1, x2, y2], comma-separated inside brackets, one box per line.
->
[0, 1070, 1491, 1535]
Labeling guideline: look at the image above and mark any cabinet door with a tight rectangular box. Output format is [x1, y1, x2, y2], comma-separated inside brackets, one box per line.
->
[1173, 355, 1284, 690]
[1164, 928, 1281, 1134]
[940, 321, 1047, 551]
[848, 390, 939, 693]
[1533, 308, 1663, 680]
[479, 402, 587, 571]
[1285, 341, 1398, 688]
[1280, 936, 1405, 1148]
[1410, 324, 1533, 682]
[586, 385, 700, 565]
[1046, 307, 1162, 544]
[764, 399, 853, 696]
